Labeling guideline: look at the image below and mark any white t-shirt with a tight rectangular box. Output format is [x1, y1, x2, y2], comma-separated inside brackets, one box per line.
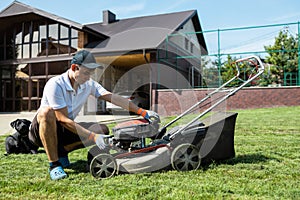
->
[40, 70, 109, 120]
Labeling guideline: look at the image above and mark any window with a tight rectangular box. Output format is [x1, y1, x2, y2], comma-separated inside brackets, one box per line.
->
[0, 20, 79, 59]
[71, 28, 78, 50]
[190, 43, 194, 54]
[23, 44, 30, 58]
[60, 25, 69, 39]
[59, 25, 71, 54]
[185, 38, 189, 50]
[39, 24, 47, 40]
[49, 24, 58, 40]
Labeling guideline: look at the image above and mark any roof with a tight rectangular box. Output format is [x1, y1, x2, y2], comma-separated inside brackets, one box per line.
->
[0, 1, 81, 29]
[0, 2, 207, 54]
[85, 10, 207, 54]
[87, 10, 196, 37]
[0, 1, 106, 38]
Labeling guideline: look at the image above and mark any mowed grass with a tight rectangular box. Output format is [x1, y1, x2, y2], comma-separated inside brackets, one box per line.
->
[0, 106, 299, 199]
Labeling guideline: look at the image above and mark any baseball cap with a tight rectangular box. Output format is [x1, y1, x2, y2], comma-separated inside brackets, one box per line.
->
[71, 50, 102, 69]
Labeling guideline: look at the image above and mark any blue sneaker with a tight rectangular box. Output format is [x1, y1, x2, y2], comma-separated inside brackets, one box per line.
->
[49, 166, 67, 180]
[59, 156, 70, 168]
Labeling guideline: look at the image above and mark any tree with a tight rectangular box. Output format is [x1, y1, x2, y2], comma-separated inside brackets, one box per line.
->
[220, 55, 241, 87]
[201, 56, 221, 88]
[263, 30, 298, 85]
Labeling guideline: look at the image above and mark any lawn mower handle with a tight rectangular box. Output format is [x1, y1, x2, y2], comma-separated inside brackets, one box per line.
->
[168, 55, 265, 140]
[157, 60, 241, 136]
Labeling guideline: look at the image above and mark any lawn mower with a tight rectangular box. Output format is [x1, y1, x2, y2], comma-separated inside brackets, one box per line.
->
[88, 55, 265, 179]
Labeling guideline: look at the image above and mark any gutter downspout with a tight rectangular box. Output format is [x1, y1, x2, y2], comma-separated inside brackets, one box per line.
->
[143, 49, 153, 111]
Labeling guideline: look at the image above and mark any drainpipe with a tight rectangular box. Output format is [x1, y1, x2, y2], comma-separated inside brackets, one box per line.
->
[143, 49, 153, 111]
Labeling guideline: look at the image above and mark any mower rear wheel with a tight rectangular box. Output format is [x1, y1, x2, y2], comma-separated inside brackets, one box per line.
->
[171, 143, 201, 171]
[90, 153, 117, 179]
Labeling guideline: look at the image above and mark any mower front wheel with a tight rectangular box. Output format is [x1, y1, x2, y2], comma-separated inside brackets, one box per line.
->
[171, 143, 201, 171]
[90, 153, 118, 179]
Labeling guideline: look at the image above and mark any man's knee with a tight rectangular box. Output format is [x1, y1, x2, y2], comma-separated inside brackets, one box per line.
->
[101, 124, 109, 135]
[37, 107, 56, 124]
[87, 123, 109, 135]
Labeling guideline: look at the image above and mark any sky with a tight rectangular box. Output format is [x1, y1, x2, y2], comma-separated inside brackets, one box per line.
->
[1, 0, 300, 55]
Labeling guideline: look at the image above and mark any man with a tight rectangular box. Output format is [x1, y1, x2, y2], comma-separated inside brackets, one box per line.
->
[29, 50, 159, 180]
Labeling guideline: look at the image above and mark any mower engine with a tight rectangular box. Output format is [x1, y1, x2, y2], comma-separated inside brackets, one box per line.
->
[112, 119, 160, 151]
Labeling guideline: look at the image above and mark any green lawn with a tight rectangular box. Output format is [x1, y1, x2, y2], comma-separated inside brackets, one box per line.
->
[0, 106, 299, 199]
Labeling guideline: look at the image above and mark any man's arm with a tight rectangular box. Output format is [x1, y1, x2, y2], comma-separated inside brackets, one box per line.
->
[54, 107, 91, 137]
[100, 92, 140, 113]
[54, 107, 108, 150]
[100, 92, 159, 122]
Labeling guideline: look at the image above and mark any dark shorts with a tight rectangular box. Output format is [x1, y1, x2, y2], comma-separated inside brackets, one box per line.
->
[29, 114, 109, 156]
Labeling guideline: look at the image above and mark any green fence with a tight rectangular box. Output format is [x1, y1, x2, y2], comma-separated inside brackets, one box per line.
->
[161, 21, 300, 87]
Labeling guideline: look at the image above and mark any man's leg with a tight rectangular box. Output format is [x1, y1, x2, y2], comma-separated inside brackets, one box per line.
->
[37, 107, 67, 180]
[37, 107, 59, 163]
[59, 122, 110, 172]
[30, 110, 109, 180]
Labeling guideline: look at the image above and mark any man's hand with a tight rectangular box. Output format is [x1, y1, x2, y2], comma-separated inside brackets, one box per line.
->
[145, 110, 160, 122]
[94, 134, 106, 149]
[137, 108, 160, 123]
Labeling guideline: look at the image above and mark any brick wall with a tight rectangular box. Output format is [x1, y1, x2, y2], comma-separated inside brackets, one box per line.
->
[151, 86, 300, 116]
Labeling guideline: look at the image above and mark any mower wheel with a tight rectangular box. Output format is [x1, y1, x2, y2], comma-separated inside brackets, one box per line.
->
[171, 143, 201, 171]
[90, 153, 117, 179]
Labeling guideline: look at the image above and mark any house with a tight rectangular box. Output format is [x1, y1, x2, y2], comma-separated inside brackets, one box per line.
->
[0, 1, 208, 113]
